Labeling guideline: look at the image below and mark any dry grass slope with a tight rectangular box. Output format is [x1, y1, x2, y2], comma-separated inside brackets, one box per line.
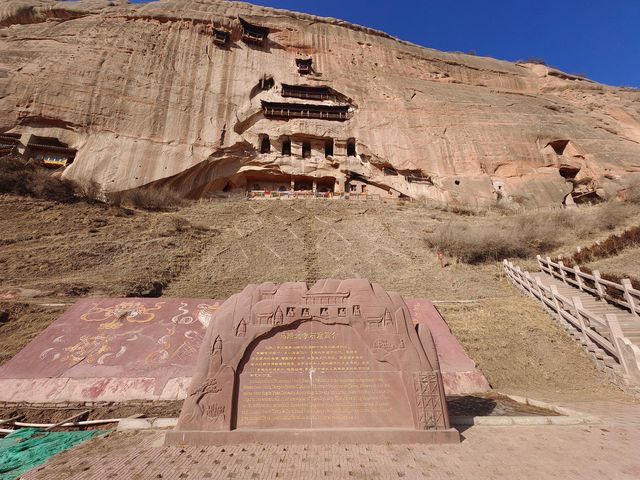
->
[1, 193, 637, 401]
[426, 202, 639, 264]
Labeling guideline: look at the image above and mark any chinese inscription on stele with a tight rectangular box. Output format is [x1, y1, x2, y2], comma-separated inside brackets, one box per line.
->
[166, 279, 459, 445]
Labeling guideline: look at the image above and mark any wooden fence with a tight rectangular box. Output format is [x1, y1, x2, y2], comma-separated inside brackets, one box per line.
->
[536, 255, 639, 317]
[503, 259, 640, 385]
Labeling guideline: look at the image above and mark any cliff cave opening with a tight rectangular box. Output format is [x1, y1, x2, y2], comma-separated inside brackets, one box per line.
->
[213, 28, 230, 47]
[260, 135, 271, 154]
[347, 138, 356, 157]
[260, 76, 274, 91]
[296, 58, 313, 75]
[559, 165, 580, 180]
[282, 137, 291, 156]
[549, 140, 570, 156]
[302, 142, 311, 158]
[325, 139, 334, 157]
[240, 18, 269, 46]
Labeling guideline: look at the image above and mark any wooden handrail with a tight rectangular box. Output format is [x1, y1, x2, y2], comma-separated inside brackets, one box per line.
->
[503, 259, 639, 380]
[535, 255, 639, 316]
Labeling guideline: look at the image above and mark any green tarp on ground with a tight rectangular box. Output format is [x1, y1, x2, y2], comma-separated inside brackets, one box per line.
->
[0, 428, 108, 480]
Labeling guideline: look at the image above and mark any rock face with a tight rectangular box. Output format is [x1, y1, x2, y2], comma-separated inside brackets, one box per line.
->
[1, 0, 639, 207]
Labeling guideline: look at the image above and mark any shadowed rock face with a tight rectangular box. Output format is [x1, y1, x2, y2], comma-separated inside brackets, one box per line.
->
[1, 0, 639, 207]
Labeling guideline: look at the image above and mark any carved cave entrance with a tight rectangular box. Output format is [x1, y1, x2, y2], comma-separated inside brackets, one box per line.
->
[233, 320, 414, 430]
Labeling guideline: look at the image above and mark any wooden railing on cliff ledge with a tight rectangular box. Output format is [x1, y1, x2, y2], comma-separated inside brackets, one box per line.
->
[503, 258, 640, 389]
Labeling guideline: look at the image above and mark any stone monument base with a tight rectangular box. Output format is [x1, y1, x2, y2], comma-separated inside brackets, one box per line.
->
[164, 428, 460, 446]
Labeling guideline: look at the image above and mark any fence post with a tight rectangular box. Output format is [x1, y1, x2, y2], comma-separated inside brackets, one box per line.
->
[558, 261, 568, 285]
[574, 266, 584, 291]
[534, 276, 545, 302]
[503, 260, 511, 281]
[550, 285, 562, 315]
[516, 267, 528, 293]
[545, 256, 553, 276]
[572, 296, 589, 345]
[536, 255, 544, 272]
[592, 270, 606, 301]
[526, 272, 536, 295]
[621, 279, 638, 318]
[605, 314, 635, 379]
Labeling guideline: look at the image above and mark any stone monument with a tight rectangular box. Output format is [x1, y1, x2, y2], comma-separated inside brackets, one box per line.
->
[165, 279, 459, 444]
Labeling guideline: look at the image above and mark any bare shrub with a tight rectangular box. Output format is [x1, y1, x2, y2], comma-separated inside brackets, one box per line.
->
[107, 187, 187, 212]
[168, 215, 208, 233]
[427, 209, 574, 264]
[592, 201, 631, 231]
[563, 225, 640, 265]
[426, 217, 563, 264]
[0, 154, 79, 202]
[77, 180, 102, 202]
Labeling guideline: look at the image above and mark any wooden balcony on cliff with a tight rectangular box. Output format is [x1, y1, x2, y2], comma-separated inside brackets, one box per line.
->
[281, 84, 337, 102]
[405, 171, 433, 184]
[296, 58, 313, 75]
[0, 133, 19, 155]
[239, 18, 269, 45]
[262, 101, 350, 121]
[212, 28, 230, 46]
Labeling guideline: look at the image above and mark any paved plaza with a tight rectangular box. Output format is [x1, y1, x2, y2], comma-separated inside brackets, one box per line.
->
[21, 399, 640, 480]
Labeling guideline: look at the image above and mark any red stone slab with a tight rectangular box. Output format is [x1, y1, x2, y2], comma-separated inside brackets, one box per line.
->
[0, 297, 488, 403]
[0, 298, 222, 402]
[406, 299, 490, 394]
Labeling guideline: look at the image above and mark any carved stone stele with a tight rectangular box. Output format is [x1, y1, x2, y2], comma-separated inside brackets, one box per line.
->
[165, 279, 459, 445]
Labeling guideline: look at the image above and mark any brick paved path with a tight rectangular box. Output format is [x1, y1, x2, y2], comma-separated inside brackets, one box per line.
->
[20, 399, 640, 480]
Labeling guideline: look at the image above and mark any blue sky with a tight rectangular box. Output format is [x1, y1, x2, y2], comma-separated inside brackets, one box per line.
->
[130, 0, 640, 87]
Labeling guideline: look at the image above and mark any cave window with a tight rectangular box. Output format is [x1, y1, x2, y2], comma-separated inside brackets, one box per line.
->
[296, 58, 313, 75]
[549, 140, 570, 155]
[222, 183, 231, 192]
[350, 184, 357, 192]
[260, 135, 270, 154]
[383, 167, 398, 176]
[454, 180, 460, 185]
[260, 76, 274, 91]
[347, 138, 356, 157]
[559, 166, 580, 180]
[282, 137, 291, 156]
[302, 142, 311, 158]
[213, 29, 230, 47]
[325, 139, 334, 157]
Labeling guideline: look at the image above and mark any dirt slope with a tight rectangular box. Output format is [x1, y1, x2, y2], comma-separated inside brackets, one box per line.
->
[1, 193, 633, 401]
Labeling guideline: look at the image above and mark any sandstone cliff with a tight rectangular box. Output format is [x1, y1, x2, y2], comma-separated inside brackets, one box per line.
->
[1, 0, 639, 206]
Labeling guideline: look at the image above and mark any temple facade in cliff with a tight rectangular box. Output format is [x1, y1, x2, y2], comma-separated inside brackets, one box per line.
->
[1, 0, 639, 207]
